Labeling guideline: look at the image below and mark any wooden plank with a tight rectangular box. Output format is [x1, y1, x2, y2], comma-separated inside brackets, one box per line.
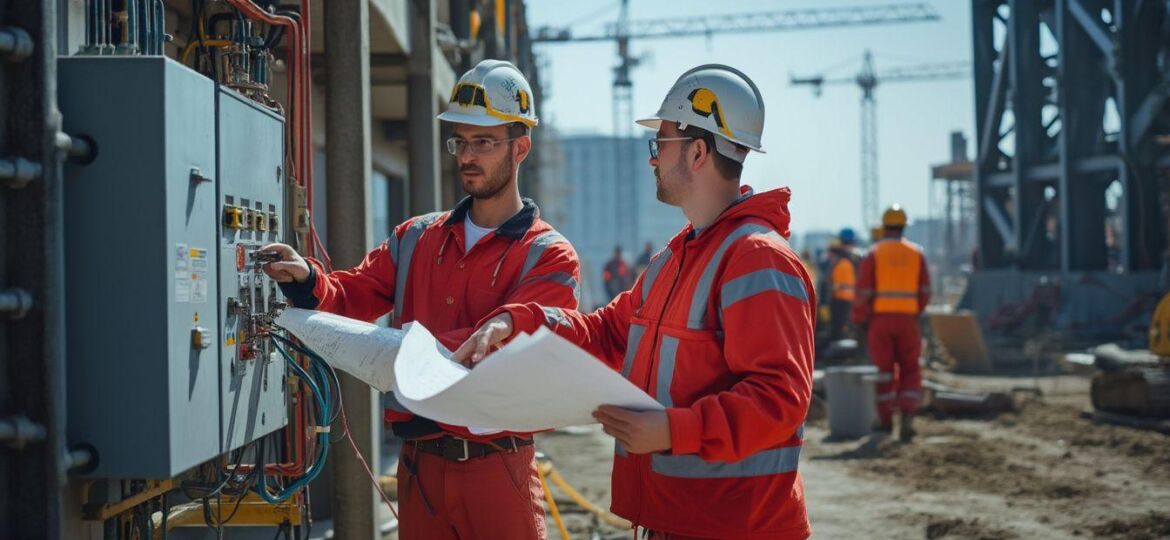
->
[929, 311, 993, 372]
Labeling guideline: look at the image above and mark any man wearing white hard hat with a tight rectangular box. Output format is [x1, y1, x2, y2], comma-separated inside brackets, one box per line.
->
[261, 59, 580, 539]
[457, 65, 816, 538]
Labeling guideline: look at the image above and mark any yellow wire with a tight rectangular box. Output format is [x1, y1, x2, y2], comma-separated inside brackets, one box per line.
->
[181, 39, 235, 65]
[540, 462, 633, 530]
[538, 463, 572, 540]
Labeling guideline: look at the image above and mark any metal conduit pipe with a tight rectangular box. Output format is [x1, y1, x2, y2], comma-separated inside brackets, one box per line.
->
[154, 0, 165, 54]
[117, 0, 138, 54]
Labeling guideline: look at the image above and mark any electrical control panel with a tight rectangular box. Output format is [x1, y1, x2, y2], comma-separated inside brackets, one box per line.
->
[216, 88, 288, 452]
[58, 56, 289, 478]
[60, 56, 223, 478]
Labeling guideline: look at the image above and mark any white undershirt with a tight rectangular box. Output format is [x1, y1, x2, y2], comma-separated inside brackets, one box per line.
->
[464, 214, 498, 252]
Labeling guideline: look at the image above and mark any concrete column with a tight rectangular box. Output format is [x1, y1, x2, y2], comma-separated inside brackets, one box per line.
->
[324, 2, 378, 539]
[408, 0, 440, 214]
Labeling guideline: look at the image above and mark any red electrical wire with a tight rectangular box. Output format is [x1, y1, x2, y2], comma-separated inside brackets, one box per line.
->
[223, 0, 311, 476]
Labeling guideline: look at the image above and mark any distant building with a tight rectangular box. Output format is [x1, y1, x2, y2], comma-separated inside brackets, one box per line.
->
[542, 134, 686, 308]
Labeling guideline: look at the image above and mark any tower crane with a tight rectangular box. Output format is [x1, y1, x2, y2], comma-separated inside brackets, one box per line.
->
[533, 3, 942, 248]
[791, 50, 969, 227]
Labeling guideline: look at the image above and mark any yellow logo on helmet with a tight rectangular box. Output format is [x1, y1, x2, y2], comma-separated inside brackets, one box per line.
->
[687, 88, 733, 138]
[516, 89, 530, 114]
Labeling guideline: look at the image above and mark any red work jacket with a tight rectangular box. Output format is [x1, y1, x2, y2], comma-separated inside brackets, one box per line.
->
[492, 187, 815, 539]
[280, 197, 580, 441]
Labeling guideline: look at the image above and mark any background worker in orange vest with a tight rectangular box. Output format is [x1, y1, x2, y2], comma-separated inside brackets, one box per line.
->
[852, 205, 930, 441]
[456, 64, 815, 539]
[827, 228, 859, 341]
[261, 60, 580, 539]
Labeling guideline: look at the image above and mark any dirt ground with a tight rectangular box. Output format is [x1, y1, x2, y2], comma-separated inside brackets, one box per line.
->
[532, 373, 1170, 540]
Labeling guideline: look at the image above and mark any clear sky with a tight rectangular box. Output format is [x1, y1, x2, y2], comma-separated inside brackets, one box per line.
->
[526, 0, 975, 236]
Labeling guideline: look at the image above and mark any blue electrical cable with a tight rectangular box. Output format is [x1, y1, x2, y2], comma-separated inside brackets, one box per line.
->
[255, 341, 331, 503]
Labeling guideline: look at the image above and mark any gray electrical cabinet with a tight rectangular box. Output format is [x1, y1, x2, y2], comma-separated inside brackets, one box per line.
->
[216, 88, 288, 453]
[59, 56, 289, 478]
[60, 56, 223, 478]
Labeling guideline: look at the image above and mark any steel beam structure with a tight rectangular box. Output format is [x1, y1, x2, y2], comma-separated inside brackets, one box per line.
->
[1, 0, 70, 537]
[971, 0, 1169, 273]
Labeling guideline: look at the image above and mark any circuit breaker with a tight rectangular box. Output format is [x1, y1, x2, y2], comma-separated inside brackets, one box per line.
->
[58, 56, 289, 478]
[216, 88, 288, 453]
[59, 56, 224, 478]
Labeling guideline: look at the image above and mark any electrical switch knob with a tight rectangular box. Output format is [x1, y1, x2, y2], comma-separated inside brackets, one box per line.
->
[224, 206, 244, 230]
[191, 326, 213, 350]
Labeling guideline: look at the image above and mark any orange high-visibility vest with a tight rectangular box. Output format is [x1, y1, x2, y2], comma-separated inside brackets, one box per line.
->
[872, 238, 923, 314]
[830, 257, 856, 301]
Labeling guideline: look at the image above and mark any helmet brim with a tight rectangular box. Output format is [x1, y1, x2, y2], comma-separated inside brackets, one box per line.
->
[635, 116, 765, 153]
[437, 110, 523, 127]
[635, 118, 663, 131]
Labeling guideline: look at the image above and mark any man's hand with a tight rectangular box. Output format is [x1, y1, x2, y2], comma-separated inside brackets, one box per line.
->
[593, 406, 672, 454]
[451, 313, 514, 367]
[259, 243, 311, 283]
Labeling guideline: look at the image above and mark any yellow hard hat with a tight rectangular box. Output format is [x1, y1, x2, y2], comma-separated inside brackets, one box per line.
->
[882, 204, 908, 228]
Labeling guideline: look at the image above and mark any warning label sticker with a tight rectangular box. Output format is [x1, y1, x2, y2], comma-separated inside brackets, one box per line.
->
[175, 243, 191, 303]
[190, 248, 210, 303]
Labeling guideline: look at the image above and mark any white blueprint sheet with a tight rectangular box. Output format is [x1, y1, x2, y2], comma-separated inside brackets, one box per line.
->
[393, 322, 663, 432]
[274, 308, 402, 392]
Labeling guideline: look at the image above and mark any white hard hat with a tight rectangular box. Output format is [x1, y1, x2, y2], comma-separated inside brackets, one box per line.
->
[637, 64, 765, 163]
[437, 59, 539, 128]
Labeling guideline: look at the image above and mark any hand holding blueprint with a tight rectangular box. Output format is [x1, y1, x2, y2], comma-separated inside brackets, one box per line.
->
[275, 308, 663, 431]
[393, 322, 663, 431]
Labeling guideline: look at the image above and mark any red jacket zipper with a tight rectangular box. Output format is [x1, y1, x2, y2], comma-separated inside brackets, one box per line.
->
[633, 240, 688, 527]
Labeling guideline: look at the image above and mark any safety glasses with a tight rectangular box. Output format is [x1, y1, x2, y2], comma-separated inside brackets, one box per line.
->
[648, 137, 694, 159]
[446, 137, 519, 156]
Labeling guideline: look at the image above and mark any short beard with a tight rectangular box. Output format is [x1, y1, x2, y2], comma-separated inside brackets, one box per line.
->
[655, 158, 689, 205]
[463, 148, 514, 200]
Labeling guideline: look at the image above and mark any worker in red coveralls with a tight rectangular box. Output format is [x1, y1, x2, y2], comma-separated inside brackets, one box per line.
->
[852, 204, 931, 442]
[603, 245, 633, 300]
[456, 64, 816, 540]
[261, 59, 580, 540]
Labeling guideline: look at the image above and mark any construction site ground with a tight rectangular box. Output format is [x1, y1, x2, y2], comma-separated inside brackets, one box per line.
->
[528, 372, 1170, 540]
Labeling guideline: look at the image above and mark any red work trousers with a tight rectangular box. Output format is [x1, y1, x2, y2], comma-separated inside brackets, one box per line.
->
[866, 314, 923, 426]
[396, 443, 546, 540]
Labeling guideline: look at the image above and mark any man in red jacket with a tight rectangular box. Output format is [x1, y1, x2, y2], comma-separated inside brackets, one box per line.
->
[852, 204, 930, 442]
[261, 60, 579, 540]
[456, 65, 815, 539]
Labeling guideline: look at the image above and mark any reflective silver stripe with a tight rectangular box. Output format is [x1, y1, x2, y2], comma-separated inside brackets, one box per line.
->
[651, 445, 802, 478]
[541, 306, 571, 329]
[900, 390, 921, 400]
[393, 212, 444, 310]
[522, 271, 581, 302]
[876, 392, 896, 402]
[388, 229, 401, 266]
[720, 268, 809, 312]
[519, 231, 569, 281]
[622, 324, 646, 380]
[641, 247, 672, 303]
[655, 336, 680, 407]
[688, 224, 786, 329]
[876, 291, 918, 298]
[615, 323, 646, 459]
